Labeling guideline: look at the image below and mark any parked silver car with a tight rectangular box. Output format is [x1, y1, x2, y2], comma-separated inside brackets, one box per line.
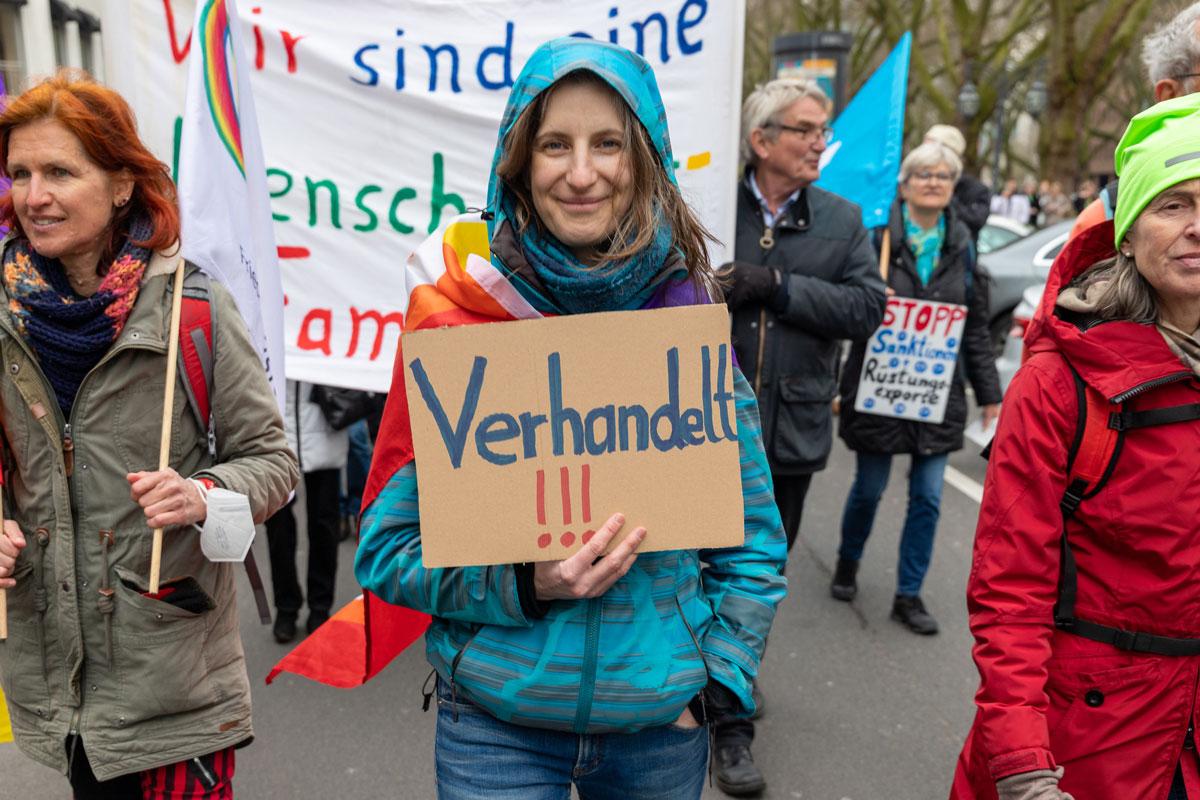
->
[978, 220, 1072, 353]
[995, 283, 1044, 394]
[978, 214, 1031, 255]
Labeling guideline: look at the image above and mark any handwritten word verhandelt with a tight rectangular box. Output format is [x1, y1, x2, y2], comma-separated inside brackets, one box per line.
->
[408, 344, 737, 469]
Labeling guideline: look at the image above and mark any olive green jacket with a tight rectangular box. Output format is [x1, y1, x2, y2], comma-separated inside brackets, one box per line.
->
[0, 248, 298, 780]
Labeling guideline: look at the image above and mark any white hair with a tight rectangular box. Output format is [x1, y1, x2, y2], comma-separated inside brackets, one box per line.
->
[1142, 2, 1200, 85]
[899, 142, 963, 184]
[740, 78, 832, 165]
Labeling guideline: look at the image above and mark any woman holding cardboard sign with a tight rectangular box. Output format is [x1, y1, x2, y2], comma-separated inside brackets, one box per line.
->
[0, 74, 296, 797]
[355, 38, 787, 799]
[833, 141, 1001, 635]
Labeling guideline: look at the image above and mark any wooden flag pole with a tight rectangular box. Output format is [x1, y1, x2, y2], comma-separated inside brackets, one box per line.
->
[149, 262, 187, 594]
[879, 228, 891, 282]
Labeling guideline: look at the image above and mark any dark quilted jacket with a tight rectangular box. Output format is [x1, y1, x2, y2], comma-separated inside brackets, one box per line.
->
[838, 200, 1002, 455]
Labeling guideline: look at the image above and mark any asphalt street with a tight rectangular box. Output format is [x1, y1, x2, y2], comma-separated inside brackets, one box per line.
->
[2, 428, 993, 800]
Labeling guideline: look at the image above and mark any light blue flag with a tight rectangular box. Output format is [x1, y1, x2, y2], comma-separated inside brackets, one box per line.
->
[817, 32, 912, 229]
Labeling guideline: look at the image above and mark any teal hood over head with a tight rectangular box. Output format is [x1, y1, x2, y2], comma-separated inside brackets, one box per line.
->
[485, 37, 678, 243]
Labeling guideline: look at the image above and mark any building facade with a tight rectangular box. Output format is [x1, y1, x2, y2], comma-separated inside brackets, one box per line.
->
[0, 0, 105, 93]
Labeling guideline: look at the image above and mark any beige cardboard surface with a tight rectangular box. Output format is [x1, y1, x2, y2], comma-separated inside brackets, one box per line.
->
[402, 304, 744, 567]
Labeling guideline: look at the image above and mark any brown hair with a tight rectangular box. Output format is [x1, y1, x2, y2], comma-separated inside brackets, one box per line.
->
[495, 70, 721, 297]
[1065, 252, 1159, 324]
[0, 70, 179, 272]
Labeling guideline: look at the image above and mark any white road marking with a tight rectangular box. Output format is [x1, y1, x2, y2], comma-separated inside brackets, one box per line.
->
[944, 465, 984, 504]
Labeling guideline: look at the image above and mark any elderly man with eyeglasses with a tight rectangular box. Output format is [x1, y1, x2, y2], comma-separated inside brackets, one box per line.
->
[716, 77, 886, 798]
[1074, 1, 1200, 236]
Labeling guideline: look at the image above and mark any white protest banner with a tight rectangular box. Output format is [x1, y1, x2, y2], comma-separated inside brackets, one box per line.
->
[854, 297, 968, 424]
[102, 0, 744, 392]
[402, 305, 743, 568]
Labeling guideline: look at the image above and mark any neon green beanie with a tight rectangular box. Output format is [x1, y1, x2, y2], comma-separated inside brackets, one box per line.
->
[1114, 93, 1200, 247]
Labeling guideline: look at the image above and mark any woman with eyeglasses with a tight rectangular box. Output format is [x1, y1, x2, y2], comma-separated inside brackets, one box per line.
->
[831, 141, 1001, 635]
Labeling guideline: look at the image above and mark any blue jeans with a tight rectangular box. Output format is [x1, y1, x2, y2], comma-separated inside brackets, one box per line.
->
[434, 681, 707, 800]
[838, 451, 949, 596]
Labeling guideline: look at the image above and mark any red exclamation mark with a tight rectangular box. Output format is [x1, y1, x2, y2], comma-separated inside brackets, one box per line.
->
[536, 470, 551, 549]
[581, 464, 595, 544]
[560, 467, 575, 547]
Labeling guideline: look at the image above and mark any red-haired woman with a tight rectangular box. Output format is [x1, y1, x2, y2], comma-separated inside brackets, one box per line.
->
[0, 72, 296, 798]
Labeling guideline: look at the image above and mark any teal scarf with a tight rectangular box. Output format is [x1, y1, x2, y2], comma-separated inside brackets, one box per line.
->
[902, 204, 945, 286]
[499, 195, 674, 314]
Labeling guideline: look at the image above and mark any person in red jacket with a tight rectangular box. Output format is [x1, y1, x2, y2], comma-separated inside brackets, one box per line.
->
[951, 95, 1200, 800]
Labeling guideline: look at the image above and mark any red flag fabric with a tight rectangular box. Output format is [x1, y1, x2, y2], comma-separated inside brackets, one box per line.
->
[265, 593, 430, 687]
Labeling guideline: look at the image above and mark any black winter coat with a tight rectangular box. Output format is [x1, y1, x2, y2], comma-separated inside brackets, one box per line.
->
[838, 201, 1002, 455]
[952, 174, 991, 243]
[730, 176, 887, 475]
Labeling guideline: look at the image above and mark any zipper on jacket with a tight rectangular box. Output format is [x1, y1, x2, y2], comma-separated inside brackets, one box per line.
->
[752, 223, 776, 397]
[675, 595, 709, 683]
[61, 423, 74, 477]
[1185, 669, 1200, 748]
[572, 597, 603, 734]
[1112, 372, 1194, 404]
[753, 309, 767, 396]
[446, 627, 484, 723]
[675, 588, 715, 783]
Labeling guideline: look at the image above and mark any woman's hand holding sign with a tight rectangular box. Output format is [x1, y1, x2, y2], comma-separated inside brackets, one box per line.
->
[534, 513, 646, 600]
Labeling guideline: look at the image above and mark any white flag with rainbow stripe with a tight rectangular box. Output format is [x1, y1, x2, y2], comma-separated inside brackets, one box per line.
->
[177, 0, 285, 413]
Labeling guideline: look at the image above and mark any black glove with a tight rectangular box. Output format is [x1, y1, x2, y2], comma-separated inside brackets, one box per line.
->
[724, 261, 784, 311]
[692, 679, 743, 723]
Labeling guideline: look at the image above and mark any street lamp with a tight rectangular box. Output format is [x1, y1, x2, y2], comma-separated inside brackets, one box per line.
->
[1025, 78, 1048, 118]
[957, 80, 981, 119]
[988, 68, 1049, 191]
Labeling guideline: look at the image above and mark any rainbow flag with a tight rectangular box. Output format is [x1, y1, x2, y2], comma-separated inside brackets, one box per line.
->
[268, 214, 525, 687]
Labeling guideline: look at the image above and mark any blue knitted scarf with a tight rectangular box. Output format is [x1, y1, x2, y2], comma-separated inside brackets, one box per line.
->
[3, 214, 153, 416]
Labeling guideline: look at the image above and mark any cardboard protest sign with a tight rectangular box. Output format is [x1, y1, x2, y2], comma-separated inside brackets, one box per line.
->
[854, 297, 968, 424]
[402, 304, 744, 567]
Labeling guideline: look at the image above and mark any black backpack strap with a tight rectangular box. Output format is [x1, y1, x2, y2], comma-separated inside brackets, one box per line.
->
[1060, 619, 1200, 656]
[1053, 366, 1090, 626]
[1109, 404, 1200, 432]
